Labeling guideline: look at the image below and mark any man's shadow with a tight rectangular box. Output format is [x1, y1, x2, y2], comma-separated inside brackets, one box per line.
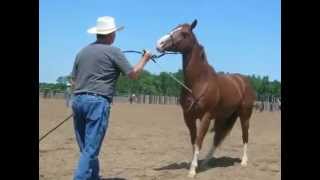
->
[101, 178, 126, 180]
[153, 156, 241, 173]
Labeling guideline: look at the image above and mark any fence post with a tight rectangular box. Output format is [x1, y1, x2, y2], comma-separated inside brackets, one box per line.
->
[145, 95, 149, 104]
[140, 95, 143, 104]
[143, 95, 146, 104]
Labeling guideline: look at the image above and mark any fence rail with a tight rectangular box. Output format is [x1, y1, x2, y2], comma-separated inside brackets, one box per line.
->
[39, 92, 180, 105]
[39, 92, 281, 111]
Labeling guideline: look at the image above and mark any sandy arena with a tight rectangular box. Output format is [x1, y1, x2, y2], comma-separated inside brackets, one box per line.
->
[39, 98, 280, 180]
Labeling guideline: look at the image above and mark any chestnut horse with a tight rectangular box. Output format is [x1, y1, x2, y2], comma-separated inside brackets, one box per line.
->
[156, 20, 256, 178]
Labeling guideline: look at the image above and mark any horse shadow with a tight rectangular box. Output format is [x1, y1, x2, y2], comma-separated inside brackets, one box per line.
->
[153, 156, 241, 173]
[100, 178, 126, 180]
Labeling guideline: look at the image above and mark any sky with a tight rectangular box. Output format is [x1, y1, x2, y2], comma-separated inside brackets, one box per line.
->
[40, 0, 280, 83]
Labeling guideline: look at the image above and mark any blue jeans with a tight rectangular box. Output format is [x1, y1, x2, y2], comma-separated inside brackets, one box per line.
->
[72, 94, 110, 180]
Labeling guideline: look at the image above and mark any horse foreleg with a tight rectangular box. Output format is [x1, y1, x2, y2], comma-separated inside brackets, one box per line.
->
[188, 113, 211, 178]
[188, 143, 200, 178]
[183, 113, 198, 178]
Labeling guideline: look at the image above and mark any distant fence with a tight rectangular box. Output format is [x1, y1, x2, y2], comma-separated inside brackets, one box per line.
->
[39, 92, 280, 111]
[39, 92, 180, 105]
[40, 92, 65, 99]
[254, 101, 281, 112]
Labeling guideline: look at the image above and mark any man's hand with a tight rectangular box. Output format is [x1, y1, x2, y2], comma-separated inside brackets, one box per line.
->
[142, 49, 152, 62]
[128, 49, 153, 80]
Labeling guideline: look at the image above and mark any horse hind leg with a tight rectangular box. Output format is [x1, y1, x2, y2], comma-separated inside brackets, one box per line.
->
[202, 112, 238, 167]
[239, 106, 253, 167]
[201, 128, 216, 167]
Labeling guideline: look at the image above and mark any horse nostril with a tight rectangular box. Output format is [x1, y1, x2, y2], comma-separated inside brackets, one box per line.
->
[156, 46, 163, 52]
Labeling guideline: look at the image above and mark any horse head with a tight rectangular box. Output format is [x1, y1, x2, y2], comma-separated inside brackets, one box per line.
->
[156, 19, 198, 53]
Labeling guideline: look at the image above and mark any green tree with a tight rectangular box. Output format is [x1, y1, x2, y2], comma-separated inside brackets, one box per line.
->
[41, 71, 280, 99]
[56, 76, 70, 85]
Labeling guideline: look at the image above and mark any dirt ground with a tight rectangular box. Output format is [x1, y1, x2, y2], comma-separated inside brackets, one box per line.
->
[39, 98, 280, 180]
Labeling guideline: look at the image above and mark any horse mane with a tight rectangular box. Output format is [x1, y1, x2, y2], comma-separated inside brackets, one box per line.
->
[199, 44, 217, 75]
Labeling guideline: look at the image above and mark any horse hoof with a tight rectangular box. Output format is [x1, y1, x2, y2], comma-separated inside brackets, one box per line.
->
[188, 171, 196, 178]
[241, 160, 248, 167]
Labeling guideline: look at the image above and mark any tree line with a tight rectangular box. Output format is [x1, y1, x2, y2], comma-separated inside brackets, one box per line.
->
[39, 70, 281, 100]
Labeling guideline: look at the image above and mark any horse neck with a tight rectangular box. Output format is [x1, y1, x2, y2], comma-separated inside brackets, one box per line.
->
[182, 43, 215, 86]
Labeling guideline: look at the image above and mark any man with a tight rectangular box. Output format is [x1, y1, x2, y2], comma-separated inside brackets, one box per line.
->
[64, 82, 72, 107]
[129, 94, 133, 104]
[70, 16, 152, 180]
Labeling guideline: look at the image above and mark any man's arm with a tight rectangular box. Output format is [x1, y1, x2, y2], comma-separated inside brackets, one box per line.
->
[127, 51, 152, 80]
[112, 48, 152, 80]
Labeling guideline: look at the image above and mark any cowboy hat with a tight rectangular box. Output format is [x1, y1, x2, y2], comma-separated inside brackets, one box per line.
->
[87, 16, 124, 35]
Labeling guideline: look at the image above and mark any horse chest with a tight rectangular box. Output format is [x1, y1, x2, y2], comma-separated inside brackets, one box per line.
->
[180, 95, 207, 117]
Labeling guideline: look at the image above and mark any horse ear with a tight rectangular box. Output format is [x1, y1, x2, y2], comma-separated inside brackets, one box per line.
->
[190, 19, 197, 30]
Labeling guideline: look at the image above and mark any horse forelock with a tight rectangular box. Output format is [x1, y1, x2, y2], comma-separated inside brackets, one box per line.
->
[169, 26, 183, 35]
[170, 23, 193, 34]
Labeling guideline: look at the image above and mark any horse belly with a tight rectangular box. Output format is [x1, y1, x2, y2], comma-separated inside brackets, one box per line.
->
[219, 90, 242, 107]
[214, 106, 239, 120]
[211, 93, 242, 119]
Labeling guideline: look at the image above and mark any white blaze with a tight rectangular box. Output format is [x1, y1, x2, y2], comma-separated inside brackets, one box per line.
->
[170, 27, 182, 35]
[156, 34, 170, 50]
[156, 27, 182, 51]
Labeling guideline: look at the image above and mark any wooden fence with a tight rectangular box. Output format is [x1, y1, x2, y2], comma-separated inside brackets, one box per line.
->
[39, 92, 180, 105]
[39, 92, 281, 111]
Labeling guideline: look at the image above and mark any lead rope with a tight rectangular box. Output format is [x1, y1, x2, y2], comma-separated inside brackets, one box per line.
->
[39, 113, 73, 143]
[122, 50, 193, 94]
[151, 60, 193, 94]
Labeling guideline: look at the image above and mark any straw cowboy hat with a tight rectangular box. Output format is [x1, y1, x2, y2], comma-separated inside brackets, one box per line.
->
[87, 16, 124, 35]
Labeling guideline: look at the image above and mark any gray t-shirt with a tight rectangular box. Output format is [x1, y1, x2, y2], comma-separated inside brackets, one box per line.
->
[71, 42, 133, 101]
